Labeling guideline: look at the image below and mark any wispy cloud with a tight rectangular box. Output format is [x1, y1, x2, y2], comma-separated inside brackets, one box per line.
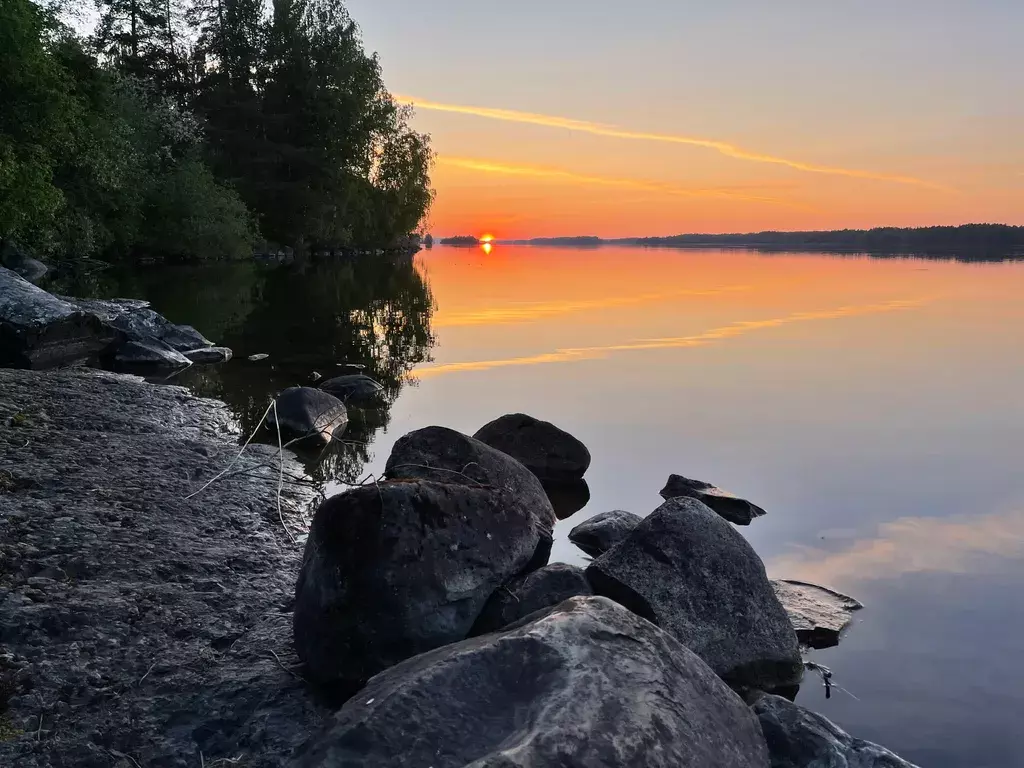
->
[399, 95, 950, 191]
[415, 298, 930, 377]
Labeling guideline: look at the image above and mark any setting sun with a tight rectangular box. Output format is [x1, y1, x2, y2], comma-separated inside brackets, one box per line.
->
[479, 234, 495, 243]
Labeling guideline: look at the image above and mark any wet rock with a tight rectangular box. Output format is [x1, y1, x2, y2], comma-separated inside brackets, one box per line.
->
[772, 580, 863, 649]
[292, 480, 544, 686]
[267, 387, 347, 443]
[1, 267, 116, 369]
[318, 373, 385, 406]
[294, 596, 770, 768]
[542, 477, 590, 520]
[471, 563, 593, 634]
[474, 412, 591, 481]
[569, 509, 642, 557]
[67, 297, 213, 352]
[754, 693, 920, 768]
[109, 338, 192, 370]
[1, 241, 47, 283]
[385, 426, 556, 541]
[586, 497, 802, 693]
[660, 473, 767, 525]
[183, 346, 233, 364]
[247, 353, 269, 362]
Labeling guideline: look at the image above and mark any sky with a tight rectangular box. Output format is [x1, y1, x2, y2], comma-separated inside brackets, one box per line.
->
[345, 0, 1024, 238]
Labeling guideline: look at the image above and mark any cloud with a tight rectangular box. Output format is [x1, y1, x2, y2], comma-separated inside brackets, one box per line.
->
[400, 95, 950, 191]
[415, 297, 929, 377]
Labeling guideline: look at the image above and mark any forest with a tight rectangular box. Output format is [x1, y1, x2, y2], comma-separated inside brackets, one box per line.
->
[0, 0, 434, 264]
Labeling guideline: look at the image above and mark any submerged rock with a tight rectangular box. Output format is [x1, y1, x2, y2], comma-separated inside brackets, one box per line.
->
[660, 473, 767, 525]
[471, 562, 593, 634]
[586, 497, 802, 693]
[772, 580, 864, 649]
[110, 338, 192, 370]
[183, 346, 233, 364]
[294, 596, 771, 768]
[268, 387, 347, 443]
[318, 373, 385, 406]
[474, 412, 591, 481]
[542, 477, 590, 520]
[569, 509, 643, 558]
[292, 480, 544, 686]
[754, 694, 921, 768]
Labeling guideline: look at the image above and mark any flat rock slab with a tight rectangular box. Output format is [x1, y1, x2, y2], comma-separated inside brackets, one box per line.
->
[295, 596, 770, 768]
[660, 473, 766, 525]
[0, 369, 323, 767]
[772, 580, 864, 649]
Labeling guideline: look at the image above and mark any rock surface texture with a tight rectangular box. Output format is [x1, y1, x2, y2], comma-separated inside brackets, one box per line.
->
[754, 694, 921, 768]
[771, 580, 864, 649]
[586, 497, 803, 692]
[66, 297, 214, 353]
[569, 509, 643, 557]
[318, 374, 385, 406]
[471, 562, 593, 634]
[295, 596, 771, 768]
[0, 368, 323, 768]
[268, 386, 348, 443]
[659, 473, 767, 525]
[474, 412, 592, 481]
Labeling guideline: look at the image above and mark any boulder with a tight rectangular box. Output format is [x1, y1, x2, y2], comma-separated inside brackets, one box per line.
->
[268, 387, 347, 444]
[109, 338, 192, 370]
[0, 241, 48, 283]
[385, 426, 556, 541]
[294, 596, 771, 768]
[292, 480, 544, 686]
[318, 373, 385, 406]
[542, 477, 590, 520]
[772, 580, 863, 649]
[660, 473, 767, 525]
[66, 297, 214, 352]
[586, 497, 802, 693]
[183, 346, 233, 364]
[0, 267, 116, 369]
[569, 509, 642, 558]
[471, 563, 593, 634]
[754, 694, 920, 768]
[474, 412, 591, 481]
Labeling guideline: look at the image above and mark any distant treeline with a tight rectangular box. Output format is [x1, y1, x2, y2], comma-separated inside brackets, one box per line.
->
[439, 235, 480, 245]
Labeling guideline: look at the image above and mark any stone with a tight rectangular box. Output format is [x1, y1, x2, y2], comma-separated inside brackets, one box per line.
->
[109, 338, 193, 370]
[0, 267, 116, 369]
[294, 596, 770, 768]
[0, 241, 47, 283]
[267, 387, 347, 443]
[248, 353, 269, 362]
[471, 563, 593, 634]
[569, 509, 642, 557]
[542, 478, 590, 520]
[772, 580, 864, 649]
[66, 297, 214, 352]
[385, 425, 556, 541]
[183, 346, 233, 364]
[754, 694, 921, 768]
[660, 473, 767, 525]
[474, 412, 591, 481]
[586, 497, 802, 693]
[292, 480, 544, 686]
[318, 373, 385, 406]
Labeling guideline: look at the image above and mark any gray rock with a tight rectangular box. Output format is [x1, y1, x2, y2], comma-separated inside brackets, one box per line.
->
[474, 412, 591, 481]
[586, 497, 802, 693]
[660, 473, 767, 525]
[0, 267, 116, 369]
[772, 580, 864, 649]
[67, 297, 214, 352]
[295, 596, 770, 768]
[318, 373, 385, 406]
[569, 509, 642, 557]
[542, 478, 590, 520]
[0, 241, 48, 283]
[292, 479, 544, 686]
[183, 346, 233, 364]
[267, 387, 347, 443]
[471, 563, 593, 634]
[754, 694, 920, 768]
[248, 353, 270, 362]
[385, 425, 557, 542]
[110, 338, 193, 370]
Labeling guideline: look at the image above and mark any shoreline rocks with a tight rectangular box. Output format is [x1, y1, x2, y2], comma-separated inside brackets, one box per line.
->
[471, 562, 593, 634]
[772, 580, 864, 649]
[660, 473, 767, 525]
[569, 509, 642, 557]
[318, 373, 385, 406]
[474, 412, 591, 482]
[268, 386, 348, 444]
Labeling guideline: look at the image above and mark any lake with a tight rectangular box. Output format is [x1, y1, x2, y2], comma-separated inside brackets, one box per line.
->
[76, 244, 1024, 767]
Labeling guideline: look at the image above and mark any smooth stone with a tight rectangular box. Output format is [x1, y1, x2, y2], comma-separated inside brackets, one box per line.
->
[771, 580, 864, 649]
[474, 412, 591, 481]
[268, 387, 347, 443]
[67, 297, 213, 352]
[292, 479, 544, 686]
[586, 497, 802, 693]
[659, 473, 767, 525]
[568, 509, 642, 558]
[109, 338, 192, 370]
[471, 563, 593, 634]
[754, 693, 921, 768]
[294, 596, 771, 768]
[542, 477, 590, 520]
[183, 346, 232, 364]
[247, 353, 269, 361]
[318, 373, 385, 406]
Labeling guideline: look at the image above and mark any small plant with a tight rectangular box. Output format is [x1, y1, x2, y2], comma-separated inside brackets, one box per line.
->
[8, 412, 29, 428]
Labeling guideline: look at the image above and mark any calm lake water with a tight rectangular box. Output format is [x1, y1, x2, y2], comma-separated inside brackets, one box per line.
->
[75, 245, 1024, 767]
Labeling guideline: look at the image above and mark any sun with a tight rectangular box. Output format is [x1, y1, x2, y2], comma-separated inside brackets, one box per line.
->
[479, 233, 494, 243]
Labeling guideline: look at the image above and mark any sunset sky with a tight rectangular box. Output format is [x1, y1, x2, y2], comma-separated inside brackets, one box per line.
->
[347, 0, 1023, 238]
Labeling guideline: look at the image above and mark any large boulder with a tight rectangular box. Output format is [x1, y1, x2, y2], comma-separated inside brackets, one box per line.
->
[569, 509, 642, 557]
[294, 596, 771, 768]
[385, 426, 556, 541]
[0, 267, 116, 369]
[0, 241, 47, 283]
[293, 480, 545, 686]
[772, 580, 863, 649]
[268, 387, 348, 443]
[754, 694, 920, 768]
[318, 374, 385, 406]
[471, 563, 593, 634]
[474, 412, 591, 481]
[66, 297, 214, 352]
[660, 473, 767, 525]
[586, 497, 802, 693]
